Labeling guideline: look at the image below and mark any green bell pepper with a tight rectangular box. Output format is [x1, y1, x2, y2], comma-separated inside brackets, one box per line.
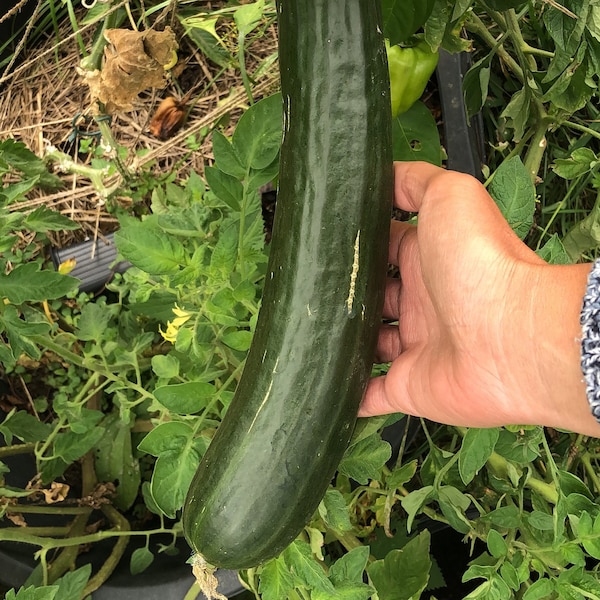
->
[386, 37, 439, 118]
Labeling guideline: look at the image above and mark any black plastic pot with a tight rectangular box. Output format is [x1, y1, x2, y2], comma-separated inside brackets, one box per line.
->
[0, 434, 246, 599]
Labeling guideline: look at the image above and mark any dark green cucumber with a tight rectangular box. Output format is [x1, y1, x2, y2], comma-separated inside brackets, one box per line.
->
[183, 0, 393, 570]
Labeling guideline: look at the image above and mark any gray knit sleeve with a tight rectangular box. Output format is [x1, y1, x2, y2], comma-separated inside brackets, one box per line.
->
[580, 259, 600, 424]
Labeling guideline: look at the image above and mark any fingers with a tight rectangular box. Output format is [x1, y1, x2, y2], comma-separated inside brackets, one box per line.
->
[359, 376, 396, 417]
[394, 161, 449, 213]
[388, 219, 415, 266]
[375, 323, 401, 363]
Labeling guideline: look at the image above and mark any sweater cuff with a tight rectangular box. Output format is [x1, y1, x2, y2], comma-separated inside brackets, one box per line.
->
[580, 259, 600, 424]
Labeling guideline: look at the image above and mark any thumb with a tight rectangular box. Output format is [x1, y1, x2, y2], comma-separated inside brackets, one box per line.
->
[359, 373, 402, 418]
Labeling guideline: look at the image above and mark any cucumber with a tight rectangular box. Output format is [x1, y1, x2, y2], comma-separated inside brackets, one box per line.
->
[183, 0, 393, 570]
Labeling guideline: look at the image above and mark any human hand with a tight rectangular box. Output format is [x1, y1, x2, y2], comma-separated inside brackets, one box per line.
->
[360, 162, 597, 436]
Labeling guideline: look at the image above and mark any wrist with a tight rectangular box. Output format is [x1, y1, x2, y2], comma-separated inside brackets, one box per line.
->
[517, 262, 597, 435]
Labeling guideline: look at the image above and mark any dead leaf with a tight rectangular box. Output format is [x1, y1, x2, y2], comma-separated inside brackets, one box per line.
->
[82, 27, 179, 113]
[41, 482, 70, 504]
[6, 512, 27, 527]
[149, 96, 188, 140]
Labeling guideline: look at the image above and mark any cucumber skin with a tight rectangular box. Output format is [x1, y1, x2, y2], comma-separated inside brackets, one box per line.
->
[183, 0, 393, 570]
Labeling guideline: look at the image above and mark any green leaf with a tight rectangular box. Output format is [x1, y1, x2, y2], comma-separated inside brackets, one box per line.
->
[54, 565, 91, 599]
[282, 541, 336, 594]
[392, 101, 442, 166]
[221, 329, 253, 351]
[234, 0, 265, 36]
[114, 219, 186, 275]
[387, 460, 418, 491]
[401, 485, 435, 532]
[232, 93, 282, 171]
[338, 434, 391, 484]
[153, 382, 216, 414]
[527, 510, 555, 531]
[489, 156, 535, 240]
[148, 435, 209, 517]
[577, 511, 600, 559]
[130, 546, 155, 575]
[53, 427, 105, 464]
[212, 129, 245, 179]
[500, 88, 531, 142]
[382, 0, 436, 45]
[210, 222, 238, 279]
[318, 489, 352, 533]
[4, 586, 59, 600]
[76, 300, 116, 341]
[458, 427, 500, 485]
[205, 165, 243, 210]
[536, 234, 572, 265]
[137, 422, 195, 457]
[313, 582, 375, 600]
[522, 578, 555, 600]
[463, 53, 493, 121]
[562, 191, 600, 261]
[0, 263, 79, 303]
[151, 354, 180, 379]
[329, 546, 371, 586]
[552, 147, 599, 179]
[0, 409, 52, 444]
[94, 411, 141, 511]
[487, 529, 508, 558]
[485, 505, 521, 528]
[0, 305, 50, 361]
[0, 138, 63, 189]
[367, 531, 431, 600]
[23, 206, 80, 232]
[258, 555, 296, 600]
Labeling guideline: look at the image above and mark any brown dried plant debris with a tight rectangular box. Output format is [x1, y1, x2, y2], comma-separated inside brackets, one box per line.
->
[82, 27, 179, 113]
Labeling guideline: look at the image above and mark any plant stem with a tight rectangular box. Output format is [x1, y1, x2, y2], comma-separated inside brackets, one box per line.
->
[84, 505, 131, 595]
[580, 452, 600, 496]
[564, 120, 600, 141]
[0, 442, 36, 458]
[183, 582, 202, 600]
[466, 13, 524, 83]
[523, 110, 550, 183]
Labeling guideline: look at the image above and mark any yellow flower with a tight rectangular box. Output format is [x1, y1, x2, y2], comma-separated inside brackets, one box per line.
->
[160, 304, 192, 343]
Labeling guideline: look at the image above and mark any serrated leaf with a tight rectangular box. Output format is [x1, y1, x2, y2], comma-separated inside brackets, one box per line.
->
[536, 234, 571, 265]
[0, 305, 50, 361]
[367, 531, 431, 600]
[0, 263, 79, 303]
[153, 381, 216, 414]
[212, 129, 245, 178]
[76, 300, 116, 341]
[205, 165, 243, 210]
[53, 427, 105, 463]
[489, 156, 535, 239]
[329, 546, 371, 586]
[149, 436, 209, 517]
[4, 585, 59, 600]
[282, 541, 336, 594]
[259, 556, 296, 600]
[114, 219, 186, 275]
[339, 434, 391, 484]
[54, 565, 91, 599]
[553, 147, 599, 179]
[0, 409, 52, 444]
[522, 578, 555, 600]
[23, 205, 80, 232]
[313, 582, 375, 600]
[130, 546, 155, 575]
[318, 488, 352, 533]
[458, 427, 500, 485]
